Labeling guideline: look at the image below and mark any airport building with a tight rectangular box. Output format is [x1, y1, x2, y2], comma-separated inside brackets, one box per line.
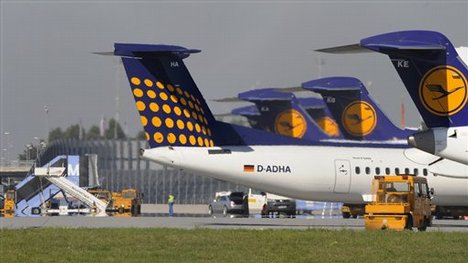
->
[38, 138, 247, 204]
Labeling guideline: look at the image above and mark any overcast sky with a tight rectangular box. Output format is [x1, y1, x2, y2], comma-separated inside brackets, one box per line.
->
[1, 0, 467, 160]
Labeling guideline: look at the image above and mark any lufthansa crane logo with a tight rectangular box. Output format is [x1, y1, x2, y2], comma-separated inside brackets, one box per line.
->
[317, 116, 340, 137]
[419, 65, 468, 116]
[274, 109, 307, 138]
[342, 100, 377, 137]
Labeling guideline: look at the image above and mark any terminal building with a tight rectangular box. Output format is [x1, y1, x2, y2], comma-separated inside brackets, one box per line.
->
[37, 138, 247, 204]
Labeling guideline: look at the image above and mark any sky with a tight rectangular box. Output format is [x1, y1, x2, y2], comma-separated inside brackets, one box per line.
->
[1, 0, 468, 161]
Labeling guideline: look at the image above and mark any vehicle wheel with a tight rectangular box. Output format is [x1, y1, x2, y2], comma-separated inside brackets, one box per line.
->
[417, 222, 427, 231]
[31, 207, 41, 215]
[289, 211, 297, 218]
[261, 205, 268, 218]
[131, 205, 138, 216]
[405, 215, 413, 230]
[222, 206, 228, 217]
[418, 217, 428, 231]
[342, 212, 351, 219]
[208, 205, 213, 216]
[352, 214, 358, 219]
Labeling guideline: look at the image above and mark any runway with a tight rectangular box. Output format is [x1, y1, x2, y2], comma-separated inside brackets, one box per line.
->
[1, 216, 468, 232]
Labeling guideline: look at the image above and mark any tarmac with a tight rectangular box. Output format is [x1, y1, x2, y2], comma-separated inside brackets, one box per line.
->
[1, 204, 468, 232]
[142, 204, 207, 214]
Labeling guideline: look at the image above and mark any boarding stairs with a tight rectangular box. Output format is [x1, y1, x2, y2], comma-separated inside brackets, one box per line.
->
[35, 167, 108, 217]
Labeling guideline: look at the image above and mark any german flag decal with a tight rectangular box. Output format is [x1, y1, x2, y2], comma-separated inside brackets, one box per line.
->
[243, 165, 255, 172]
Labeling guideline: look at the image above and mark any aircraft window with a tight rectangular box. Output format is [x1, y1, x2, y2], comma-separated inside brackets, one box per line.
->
[355, 167, 360, 175]
[375, 167, 380, 175]
[404, 168, 410, 174]
[414, 168, 419, 176]
[423, 169, 428, 176]
[395, 168, 400, 175]
[385, 168, 390, 175]
[365, 167, 370, 175]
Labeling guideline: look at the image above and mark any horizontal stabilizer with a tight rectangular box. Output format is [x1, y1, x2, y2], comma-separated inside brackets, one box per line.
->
[316, 32, 446, 54]
[213, 86, 303, 102]
[238, 88, 294, 101]
[231, 105, 260, 116]
[316, 44, 370, 54]
[114, 43, 201, 58]
[360, 31, 447, 53]
[302, 77, 363, 92]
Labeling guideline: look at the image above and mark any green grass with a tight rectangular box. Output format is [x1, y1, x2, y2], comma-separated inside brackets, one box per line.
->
[0, 228, 467, 262]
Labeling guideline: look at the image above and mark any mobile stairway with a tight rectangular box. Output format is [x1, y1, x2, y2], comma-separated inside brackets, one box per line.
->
[34, 167, 108, 217]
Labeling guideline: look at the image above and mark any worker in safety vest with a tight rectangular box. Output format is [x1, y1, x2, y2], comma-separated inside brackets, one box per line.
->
[168, 194, 175, 217]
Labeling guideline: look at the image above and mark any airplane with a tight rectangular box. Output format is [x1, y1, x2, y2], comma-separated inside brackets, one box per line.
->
[302, 76, 417, 141]
[230, 99, 340, 138]
[234, 88, 339, 139]
[228, 76, 414, 143]
[111, 40, 468, 218]
[316, 31, 468, 166]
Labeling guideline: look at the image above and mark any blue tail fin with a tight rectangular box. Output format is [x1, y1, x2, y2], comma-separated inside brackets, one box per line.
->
[230, 105, 265, 130]
[356, 31, 468, 128]
[303, 77, 412, 140]
[297, 98, 341, 137]
[237, 88, 335, 140]
[115, 43, 246, 147]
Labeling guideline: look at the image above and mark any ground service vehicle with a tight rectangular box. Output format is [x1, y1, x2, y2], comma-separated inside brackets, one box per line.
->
[341, 204, 365, 219]
[112, 188, 142, 216]
[208, 191, 248, 217]
[365, 175, 432, 231]
[247, 188, 267, 215]
[0, 190, 16, 218]
[262, 193, 296, 218]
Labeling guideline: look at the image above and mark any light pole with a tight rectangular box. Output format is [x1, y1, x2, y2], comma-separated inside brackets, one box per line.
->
[44, 106, 49, 143]
[34, 137, 40, 159]
[3, 131, 10, 165]
[26, 144, 33, 161]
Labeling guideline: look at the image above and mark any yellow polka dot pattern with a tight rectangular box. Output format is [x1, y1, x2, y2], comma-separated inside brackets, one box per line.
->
[129, 76, 213, 147]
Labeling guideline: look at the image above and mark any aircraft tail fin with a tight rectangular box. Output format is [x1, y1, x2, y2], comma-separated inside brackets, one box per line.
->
[318, 31, 468, 128]
[114, 43, 243, 148]
[303, 76, 410, 140]
[237, 88, 335, 140]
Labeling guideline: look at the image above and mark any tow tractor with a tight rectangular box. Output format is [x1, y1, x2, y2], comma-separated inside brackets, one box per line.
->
[111, 188, 142, 216]
[364, 175, 433, 231]
[0, 190, 16, 218]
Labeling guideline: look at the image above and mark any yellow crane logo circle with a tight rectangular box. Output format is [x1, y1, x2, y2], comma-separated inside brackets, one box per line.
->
[342, 101, 377, 137]
[419, 65, 467, 116]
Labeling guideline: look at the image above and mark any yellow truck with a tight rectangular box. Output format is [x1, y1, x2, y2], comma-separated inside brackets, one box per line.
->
[365, 175, 433, 231]
[0, 190, 16, 218]
[112, 188, 142, 217]
[88, 188, 142, 216]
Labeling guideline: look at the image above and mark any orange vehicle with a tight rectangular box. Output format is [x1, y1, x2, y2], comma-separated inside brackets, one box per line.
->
[111, 189, 142, 217]
[365, 175, 433, 231]
[1, 190, 16, 218]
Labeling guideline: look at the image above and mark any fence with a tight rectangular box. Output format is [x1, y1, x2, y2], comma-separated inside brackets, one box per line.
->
[39, 139, 247, 204]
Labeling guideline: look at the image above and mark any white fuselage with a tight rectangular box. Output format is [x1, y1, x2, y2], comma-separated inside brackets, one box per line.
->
[142, 145, 468, 206]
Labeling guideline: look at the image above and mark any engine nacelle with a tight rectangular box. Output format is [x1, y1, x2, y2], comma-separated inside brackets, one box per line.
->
[408, 127, 468, 166]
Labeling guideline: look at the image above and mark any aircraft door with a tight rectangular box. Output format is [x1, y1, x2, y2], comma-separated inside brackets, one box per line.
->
[334, 160, 351, 193]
